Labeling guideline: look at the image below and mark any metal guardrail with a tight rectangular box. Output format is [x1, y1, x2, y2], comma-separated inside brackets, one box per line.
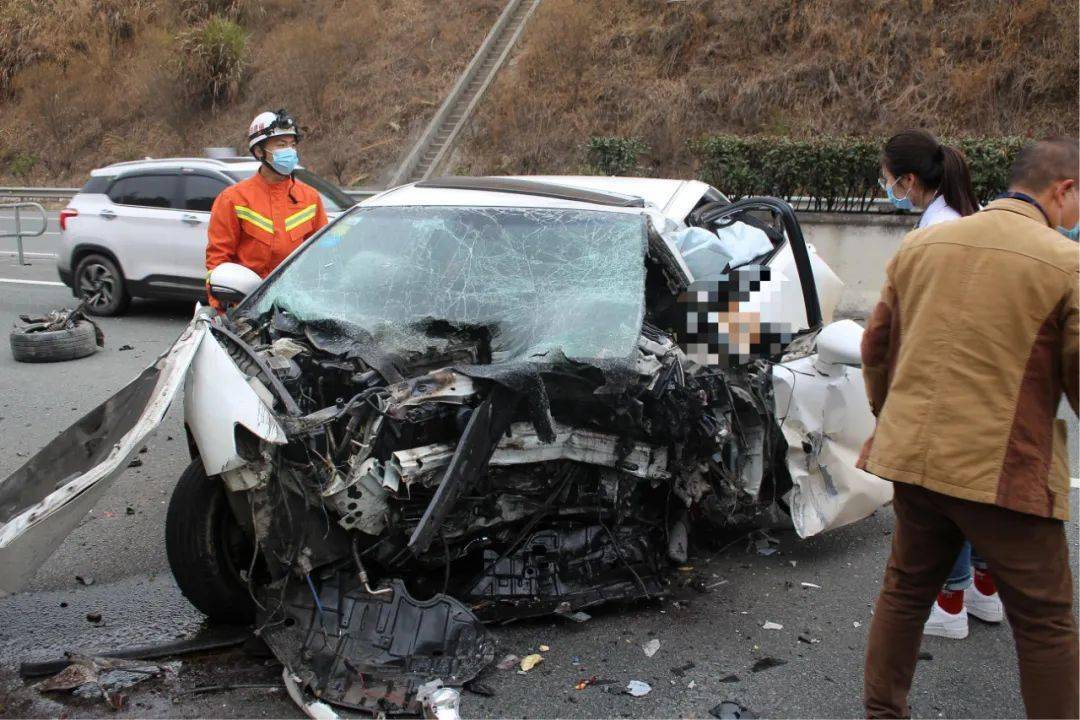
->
[0, 202, 48, 265]
[0, 187, 79, 202]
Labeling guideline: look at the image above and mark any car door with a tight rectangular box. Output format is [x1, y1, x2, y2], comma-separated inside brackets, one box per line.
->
[681, 198, 887, 536]
[177, 171, 231, 292]
[105, 173, 184, 292]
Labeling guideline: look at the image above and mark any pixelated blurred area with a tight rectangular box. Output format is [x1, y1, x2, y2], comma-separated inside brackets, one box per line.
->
[676, 266, 793, 368]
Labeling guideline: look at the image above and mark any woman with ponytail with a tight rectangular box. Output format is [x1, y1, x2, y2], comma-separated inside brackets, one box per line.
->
[877, 129, 1002, 641]
[880, 129, 979, 226]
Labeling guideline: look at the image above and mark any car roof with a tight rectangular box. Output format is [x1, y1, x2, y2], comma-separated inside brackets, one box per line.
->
[90, 157, 261, 177]
[366, 175, 719, 223]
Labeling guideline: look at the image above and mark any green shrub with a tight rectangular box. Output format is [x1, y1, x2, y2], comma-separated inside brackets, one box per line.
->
[177, 15, 248, 110]
[585, 136, 648, 176]
[691, 135, 1026, 212]
[8, 152, 38, 178]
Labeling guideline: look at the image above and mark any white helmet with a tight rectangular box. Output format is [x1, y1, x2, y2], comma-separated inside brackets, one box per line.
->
[247, 108, 300, 150]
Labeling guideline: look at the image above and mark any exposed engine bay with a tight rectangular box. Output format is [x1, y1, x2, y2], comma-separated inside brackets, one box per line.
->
[204, 298, 790, 712]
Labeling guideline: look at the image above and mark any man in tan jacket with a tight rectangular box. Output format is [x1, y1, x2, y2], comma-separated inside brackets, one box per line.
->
[860, 138, 1079, 719]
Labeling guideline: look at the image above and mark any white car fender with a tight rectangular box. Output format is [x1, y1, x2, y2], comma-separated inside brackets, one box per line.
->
[773, 321, 893, 537]
[184, 331, 287, 477]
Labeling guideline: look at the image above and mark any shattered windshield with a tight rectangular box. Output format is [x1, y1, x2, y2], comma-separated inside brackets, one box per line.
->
[248, 206, 648, 361]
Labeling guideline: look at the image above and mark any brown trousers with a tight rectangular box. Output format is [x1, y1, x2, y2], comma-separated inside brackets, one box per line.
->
[865, 483, 1078, 719]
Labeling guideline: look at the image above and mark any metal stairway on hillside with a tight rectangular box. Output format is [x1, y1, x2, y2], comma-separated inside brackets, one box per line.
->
[390, 0, 540, 186]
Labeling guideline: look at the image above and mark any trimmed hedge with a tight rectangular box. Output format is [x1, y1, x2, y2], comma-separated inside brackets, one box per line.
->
[585, 137, 649, 176]
[585, 135, 1027, 212]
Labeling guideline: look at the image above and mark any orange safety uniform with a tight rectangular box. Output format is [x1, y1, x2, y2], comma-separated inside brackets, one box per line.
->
[206, 171, 328, 279]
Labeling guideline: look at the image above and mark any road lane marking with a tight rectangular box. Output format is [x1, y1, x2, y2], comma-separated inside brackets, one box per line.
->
[0, 278, 65, 286]
[0, 251, 58, 258]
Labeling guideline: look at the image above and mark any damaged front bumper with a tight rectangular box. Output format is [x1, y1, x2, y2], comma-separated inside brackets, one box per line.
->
[0, 316, 208, 596]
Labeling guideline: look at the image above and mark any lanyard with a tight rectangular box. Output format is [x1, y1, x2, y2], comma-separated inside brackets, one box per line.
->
[995, 191, 1051, 226]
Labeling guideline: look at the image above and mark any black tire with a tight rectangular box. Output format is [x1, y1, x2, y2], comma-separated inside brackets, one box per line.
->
[165, 460, 256, 625]
[10, 320, 98, 363]
[74, 253, 130, 316]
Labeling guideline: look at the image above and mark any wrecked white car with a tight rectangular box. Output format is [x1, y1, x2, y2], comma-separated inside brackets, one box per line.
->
[0, 176, 890, 714]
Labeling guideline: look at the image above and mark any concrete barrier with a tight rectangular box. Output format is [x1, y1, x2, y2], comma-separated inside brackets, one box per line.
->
[798, 212, 917, 318]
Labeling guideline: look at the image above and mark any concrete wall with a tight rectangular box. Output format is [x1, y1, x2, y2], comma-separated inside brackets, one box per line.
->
[797, 212, 916, 318]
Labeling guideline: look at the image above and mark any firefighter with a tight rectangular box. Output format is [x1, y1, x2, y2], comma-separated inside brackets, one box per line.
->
[206, 109, 328, 297]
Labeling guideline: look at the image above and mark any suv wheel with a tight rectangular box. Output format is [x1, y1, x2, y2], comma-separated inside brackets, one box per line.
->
[74, 254, 130, 316]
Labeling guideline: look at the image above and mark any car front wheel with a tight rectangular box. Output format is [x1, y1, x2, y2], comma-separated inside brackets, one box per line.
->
[165, 459, 256, 625]
[74, 253, 130, 316]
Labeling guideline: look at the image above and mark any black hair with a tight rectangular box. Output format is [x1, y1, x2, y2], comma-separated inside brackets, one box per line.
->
[882, 129, 979, 217]
[1008, 137, 1080, 192]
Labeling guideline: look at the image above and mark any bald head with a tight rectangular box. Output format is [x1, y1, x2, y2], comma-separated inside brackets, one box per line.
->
[1009, 138, 1079, 192]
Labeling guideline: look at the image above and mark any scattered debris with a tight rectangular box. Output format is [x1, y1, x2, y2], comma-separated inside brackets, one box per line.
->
[463, 679, 495, 697]
[118, 344, 134, 351]
[128, 458, 143, 468]
[750, 657, 787, 673]
[853, 621, 862, 628]
[671, 661, 695, 677]
[710, 700, 759, 719]
[688, 680, 696, 689]
[520, 654, 544, 672]
[75, 575, 94, 586]
[719, 674, 741, 683]
[574, 676, 599, 691]
[125, 506, 136, 515]
[538, 644, 550, 652]
[626, 680, 652, 697]
[708, 580, 730, 589]
[797, 635, 821, 644]
[283, 669, 340, 720]
[643, 638, 661, 657]
[496, 654, 520, 671]
[762, 621, 783, 630]
[36, 654, 179, 710]
[918, 651, 933, 662]
[800, 582, 821, 589]
[417, 681, 463, 720]
[86, 612, 102, 623]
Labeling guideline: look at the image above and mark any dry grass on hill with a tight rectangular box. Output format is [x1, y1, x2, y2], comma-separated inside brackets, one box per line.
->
[0, 0, 501, 186]
[457, 0, 1079, 177]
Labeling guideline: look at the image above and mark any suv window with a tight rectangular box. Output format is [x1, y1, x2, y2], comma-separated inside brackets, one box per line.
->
[108, 175, 179, 209]
[182, 175, 229, 212]
[81, 176, 110, 194]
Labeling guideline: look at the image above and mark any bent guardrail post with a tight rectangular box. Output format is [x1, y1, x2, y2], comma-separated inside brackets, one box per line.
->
[1, 202, 48, 265]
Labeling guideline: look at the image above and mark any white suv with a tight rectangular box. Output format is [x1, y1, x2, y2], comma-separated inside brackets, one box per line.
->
[57, 157, 352, 315]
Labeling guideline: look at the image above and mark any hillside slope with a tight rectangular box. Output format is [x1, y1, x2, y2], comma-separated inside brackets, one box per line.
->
[1, 0, 1076, 187]
[0, 0, 501, 186]
[456, 0, 1079, 177]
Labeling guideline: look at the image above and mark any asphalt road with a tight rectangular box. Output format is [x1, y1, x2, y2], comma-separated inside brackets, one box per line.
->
[0, 249, 1077, 719]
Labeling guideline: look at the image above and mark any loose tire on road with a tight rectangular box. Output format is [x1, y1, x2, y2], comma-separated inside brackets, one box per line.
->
[9, 320, 99, 363]
[75, 253, 130, 316]
[166, 460, 256, 625]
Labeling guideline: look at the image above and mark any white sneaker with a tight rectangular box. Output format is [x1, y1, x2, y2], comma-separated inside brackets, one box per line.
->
[923, 600, 969, 639]
[964, 584, 1004, 623]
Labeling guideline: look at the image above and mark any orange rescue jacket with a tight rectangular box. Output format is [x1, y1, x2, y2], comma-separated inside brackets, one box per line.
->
[206, 171, 328, 279]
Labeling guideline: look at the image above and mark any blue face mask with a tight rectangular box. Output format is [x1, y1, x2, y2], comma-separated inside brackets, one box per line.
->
[1057, 223, 1080, 242]
[886, 180, 914, 211]
[268, 147, 298, 175]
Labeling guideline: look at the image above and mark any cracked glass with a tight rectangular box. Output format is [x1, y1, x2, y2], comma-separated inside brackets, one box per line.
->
[249, 206, 648, 361]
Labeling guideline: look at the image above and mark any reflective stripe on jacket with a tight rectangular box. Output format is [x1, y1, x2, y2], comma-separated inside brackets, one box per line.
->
[857, 198, 1079, 520]
[206, 172, 328, 279]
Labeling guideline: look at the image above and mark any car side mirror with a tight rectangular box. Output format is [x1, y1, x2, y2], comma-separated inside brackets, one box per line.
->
[208, 262, 262, 306]
[814, 319, 863, 371]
